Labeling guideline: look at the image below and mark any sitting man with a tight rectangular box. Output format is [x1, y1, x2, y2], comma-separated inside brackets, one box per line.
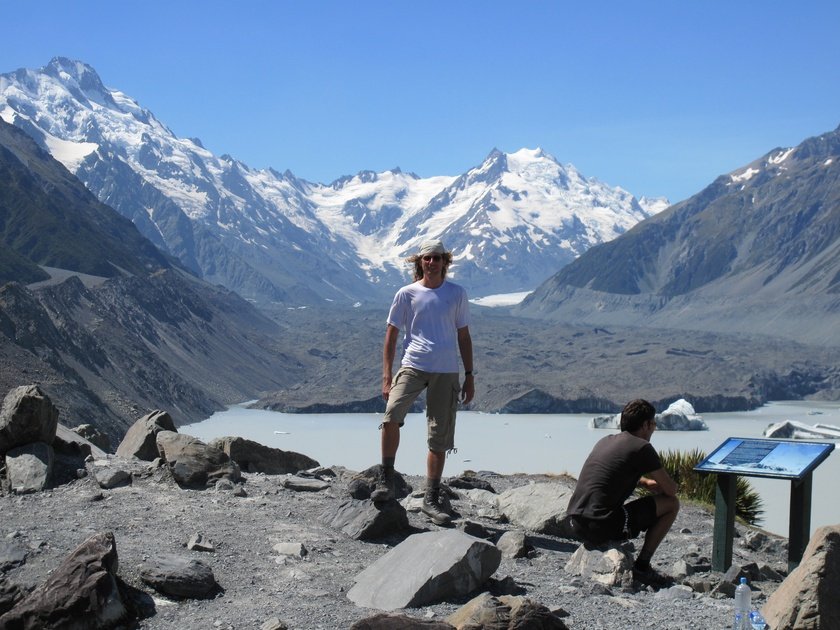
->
[565, 399, 680, 583]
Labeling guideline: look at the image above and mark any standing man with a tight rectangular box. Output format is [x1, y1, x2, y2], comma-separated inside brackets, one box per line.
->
[371, 239, 474, 526]
[565, 399, 680, 584]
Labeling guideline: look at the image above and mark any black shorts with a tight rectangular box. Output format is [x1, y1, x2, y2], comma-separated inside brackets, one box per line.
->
[570, 495, 658, 544]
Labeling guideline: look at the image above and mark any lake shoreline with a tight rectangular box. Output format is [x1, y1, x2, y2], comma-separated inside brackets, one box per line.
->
[184, 401, 840, 538]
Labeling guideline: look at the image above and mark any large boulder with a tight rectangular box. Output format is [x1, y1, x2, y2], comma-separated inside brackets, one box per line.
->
[70, 423, 112, 453]
[155, 431, 241, 489]
[496, 482, 574, 535]
[762, 524, 840, 629]
[321, 499, 410, 540]
[349, 465, 413, 501]
[208, 436, 319, 474]
[0, 531, 129, 629]
[5, 442, 54, 493]
[116, 410, 176, 460]
[347, 530, 501, 611]
[447, 592, 569, 629]
[0, 385, 59, 455]
[139, 555, 220, 599]
[54, 424, 108, 460]
[564, 542, 635, 587]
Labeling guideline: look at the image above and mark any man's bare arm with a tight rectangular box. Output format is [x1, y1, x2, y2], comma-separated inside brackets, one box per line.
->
[640, 467, 678, 497]
[382, 324, 399, 400]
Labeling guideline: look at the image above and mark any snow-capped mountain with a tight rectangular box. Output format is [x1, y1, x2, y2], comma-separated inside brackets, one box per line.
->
[0, 58, 666, 304]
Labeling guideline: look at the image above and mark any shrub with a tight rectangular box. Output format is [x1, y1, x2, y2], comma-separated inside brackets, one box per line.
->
[655, 448, 764, 526]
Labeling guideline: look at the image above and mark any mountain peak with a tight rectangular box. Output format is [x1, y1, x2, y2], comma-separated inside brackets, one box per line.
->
[45, 57, 104, 90]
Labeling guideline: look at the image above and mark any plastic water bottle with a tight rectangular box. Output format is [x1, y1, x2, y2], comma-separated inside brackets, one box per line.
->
[749, 608, 768, 630]
[733, 577, 751, 630]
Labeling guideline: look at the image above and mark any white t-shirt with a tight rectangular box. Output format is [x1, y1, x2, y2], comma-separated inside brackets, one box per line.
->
[387, 280, 470, 373]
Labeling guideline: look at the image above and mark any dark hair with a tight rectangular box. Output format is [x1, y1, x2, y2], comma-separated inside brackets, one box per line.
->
[408, 252, 453, 281]
[620, 399, 656, 432]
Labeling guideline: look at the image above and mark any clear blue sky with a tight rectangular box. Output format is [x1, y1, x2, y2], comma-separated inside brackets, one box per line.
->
[5, 1, 840, 202]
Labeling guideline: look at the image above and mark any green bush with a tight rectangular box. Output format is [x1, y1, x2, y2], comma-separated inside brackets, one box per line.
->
[655, 448, 764, 526]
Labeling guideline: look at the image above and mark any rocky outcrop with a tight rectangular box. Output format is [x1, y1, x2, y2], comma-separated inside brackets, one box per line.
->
[347, 530, 502, 611]
[349, 465, 413, 501]
[139, 555, 220, 599]
[564, 542, 635, 587]
[320, 498, 410, 541]
[496, 481, 575, 536]
[0, 385, 58, 454]
[5, 442, 54, 494]
[155, 431, 241, 489]
[116, 410, 176, 460]
[446, 592, 569, 629]
[208, 435, 318, 474]
[0, 531, 129, 629]
[762, 525, 840, 629]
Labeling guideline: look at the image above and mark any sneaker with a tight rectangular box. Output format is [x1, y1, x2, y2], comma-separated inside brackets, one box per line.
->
[370, 467, 395, 502]
[421, 488, 452, 526]
[632, 565, 673, 588]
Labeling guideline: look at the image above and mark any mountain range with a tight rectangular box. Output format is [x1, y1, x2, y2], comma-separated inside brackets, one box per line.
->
[515, 126, 840, 346]
[0, 116, 307, 441]
[0, 57, 667, 305]
[1, 58, 839, 429]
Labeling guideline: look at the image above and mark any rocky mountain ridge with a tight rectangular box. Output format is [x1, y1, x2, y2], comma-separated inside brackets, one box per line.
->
[516, 125, 840, 346]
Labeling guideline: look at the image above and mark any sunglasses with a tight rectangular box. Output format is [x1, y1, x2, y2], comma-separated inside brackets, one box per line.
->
[422, 254, 442, 262]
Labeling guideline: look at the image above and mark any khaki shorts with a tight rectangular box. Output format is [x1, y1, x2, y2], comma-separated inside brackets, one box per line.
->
[383, 367, 460, 452]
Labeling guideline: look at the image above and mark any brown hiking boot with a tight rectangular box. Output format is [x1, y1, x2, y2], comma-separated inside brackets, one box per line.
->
[421, 487, 452, 526]
[370, 466, 395, 502]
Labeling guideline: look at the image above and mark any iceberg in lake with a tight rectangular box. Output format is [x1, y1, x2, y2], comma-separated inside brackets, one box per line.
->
[590, 399, 708, 431]
[763, 420, 840, 440]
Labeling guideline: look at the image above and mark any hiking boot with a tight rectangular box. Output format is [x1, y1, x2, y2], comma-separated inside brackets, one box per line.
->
[421, 488, 452, 526]
[632, 565, 673, 588]
[370, 467, 395, 502]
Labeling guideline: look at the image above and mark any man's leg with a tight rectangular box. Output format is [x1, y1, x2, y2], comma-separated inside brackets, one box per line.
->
[372, 368, 425, 502]
[420, 373, 459, 525]
[370, 422, 401, 501]
[635, 495, 680, 570]
[381, 422, 400, 460]
[421, 450, 451, 525]
[427, 449, 445, 479]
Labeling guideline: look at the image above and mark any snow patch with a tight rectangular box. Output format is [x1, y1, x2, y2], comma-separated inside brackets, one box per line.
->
[470, 291, 531, 307]
[44, 134, 98, 171]
[731, 167, 759, 183]
[768, 148, 794, 165]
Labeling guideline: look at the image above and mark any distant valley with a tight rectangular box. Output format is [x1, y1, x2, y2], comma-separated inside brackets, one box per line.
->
[0, 58, 839, 441]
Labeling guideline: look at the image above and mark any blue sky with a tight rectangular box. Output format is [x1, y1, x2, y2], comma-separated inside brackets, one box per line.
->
[5, 1, 840, 202]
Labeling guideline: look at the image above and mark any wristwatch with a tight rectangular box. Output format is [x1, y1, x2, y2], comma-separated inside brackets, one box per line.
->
[464, 370, 474, 376]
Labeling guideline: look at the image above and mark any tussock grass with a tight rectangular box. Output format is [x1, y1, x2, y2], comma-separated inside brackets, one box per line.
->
[656, 448, 765, 526]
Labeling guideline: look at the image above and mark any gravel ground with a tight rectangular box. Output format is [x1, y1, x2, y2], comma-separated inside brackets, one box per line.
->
[0, 459, 787, 630]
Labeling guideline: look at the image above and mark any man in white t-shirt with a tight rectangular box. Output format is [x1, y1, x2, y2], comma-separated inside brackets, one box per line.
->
[371, 239, 474, 525]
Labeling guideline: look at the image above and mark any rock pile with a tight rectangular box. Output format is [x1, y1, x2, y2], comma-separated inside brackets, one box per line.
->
[1, 385, 839, 629]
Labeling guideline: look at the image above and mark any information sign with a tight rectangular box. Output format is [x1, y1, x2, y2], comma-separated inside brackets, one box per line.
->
[695, 437, 834, 571]
[695, 437, 834, 480]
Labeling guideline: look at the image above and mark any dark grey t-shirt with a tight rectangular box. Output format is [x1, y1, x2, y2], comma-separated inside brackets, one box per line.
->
[566, 431, 662, 521]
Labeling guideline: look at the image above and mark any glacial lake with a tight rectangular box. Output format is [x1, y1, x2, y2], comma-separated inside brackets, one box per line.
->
[183, 401, 840, 538]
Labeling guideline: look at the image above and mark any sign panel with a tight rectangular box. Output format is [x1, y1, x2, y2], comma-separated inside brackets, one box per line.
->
[694, 437, 834, 480]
